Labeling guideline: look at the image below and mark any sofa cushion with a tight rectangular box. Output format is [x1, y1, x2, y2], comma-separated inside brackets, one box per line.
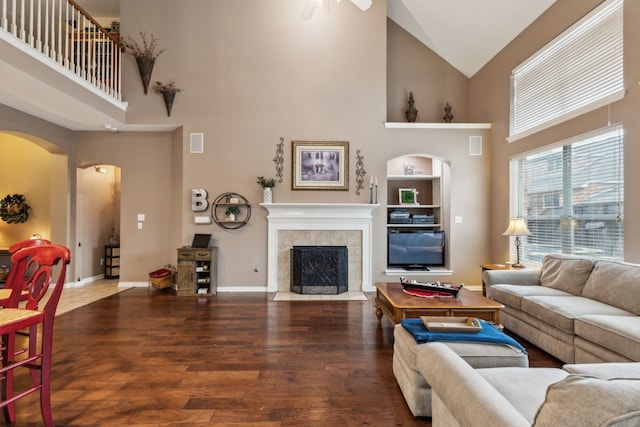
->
[563, 361, 640, 378]
[393, 323, 528, 372]
[582, 261, 640, 315]
[522, 296, 632, 334]
[533, 375, 640, 426]
[575, 315, 640, 361]
[540, 255, 594, 295]
[479, 367, 568, 423]
[489, 284, 571, 311]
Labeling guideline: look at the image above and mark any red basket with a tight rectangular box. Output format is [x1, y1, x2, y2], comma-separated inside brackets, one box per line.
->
[149, 268, 171, 279]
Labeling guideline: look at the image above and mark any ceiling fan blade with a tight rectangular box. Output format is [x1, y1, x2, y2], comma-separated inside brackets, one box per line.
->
[301, 0, 318, 21]
[349, 0, 372, 11]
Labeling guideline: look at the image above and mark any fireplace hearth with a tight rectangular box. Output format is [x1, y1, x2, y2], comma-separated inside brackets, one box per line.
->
[290, 246, 348, 294]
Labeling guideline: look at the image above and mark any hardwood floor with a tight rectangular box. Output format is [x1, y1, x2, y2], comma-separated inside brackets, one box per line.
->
[9, 288, 561, 426]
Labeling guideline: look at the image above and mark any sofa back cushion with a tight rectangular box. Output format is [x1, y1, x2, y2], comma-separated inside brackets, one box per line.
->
[582, 261, 640, 315]
[533, 375, 640, 426]
[539, 255, 594, 295]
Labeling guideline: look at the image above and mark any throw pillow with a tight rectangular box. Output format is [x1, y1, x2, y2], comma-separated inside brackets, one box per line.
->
[539, 255, 594, 295]
[533, 375, 640, 427]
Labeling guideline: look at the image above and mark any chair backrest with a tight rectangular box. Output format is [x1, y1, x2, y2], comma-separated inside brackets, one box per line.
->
[3, 239, 52, 293]
[8, 238, 52, 253]
[8, 244, 71, 314]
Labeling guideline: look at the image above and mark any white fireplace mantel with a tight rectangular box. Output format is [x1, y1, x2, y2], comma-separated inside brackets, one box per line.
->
[260, 203, 379, 292]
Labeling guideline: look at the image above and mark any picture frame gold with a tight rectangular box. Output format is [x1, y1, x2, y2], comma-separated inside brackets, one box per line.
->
[292, 141, 349, 191]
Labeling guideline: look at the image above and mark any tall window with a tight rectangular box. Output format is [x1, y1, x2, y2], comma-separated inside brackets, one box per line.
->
[509, 0, 624, 141]
[510, 126, 624, 264]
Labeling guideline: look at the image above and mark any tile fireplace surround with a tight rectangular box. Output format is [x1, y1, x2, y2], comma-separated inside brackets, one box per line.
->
[260, 203, 379, 293]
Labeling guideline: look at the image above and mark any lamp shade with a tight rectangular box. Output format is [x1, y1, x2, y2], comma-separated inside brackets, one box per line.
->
[503, 218, 532, 237]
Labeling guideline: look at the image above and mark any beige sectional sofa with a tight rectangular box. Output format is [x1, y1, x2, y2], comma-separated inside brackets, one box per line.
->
[484, 254, 640, 363]
[419, 342, 640, 427]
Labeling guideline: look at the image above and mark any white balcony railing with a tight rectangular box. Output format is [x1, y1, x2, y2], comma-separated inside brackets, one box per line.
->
[0, 0, 122, 101]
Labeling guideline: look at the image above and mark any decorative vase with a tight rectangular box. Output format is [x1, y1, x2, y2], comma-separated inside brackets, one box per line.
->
[405, 91, 418, 123]
[135, 56, 155, 95]
[443, 102, 454, 123]
[263, 187, 273, 204]
[161, 91, 176, 116]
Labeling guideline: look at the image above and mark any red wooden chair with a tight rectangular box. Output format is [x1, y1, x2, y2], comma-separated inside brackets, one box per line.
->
[0, 238, 51, 307]
[0, 244, 71, 426]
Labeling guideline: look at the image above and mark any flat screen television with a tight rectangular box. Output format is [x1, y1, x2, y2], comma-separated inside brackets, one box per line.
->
[387, 230, 445, 270]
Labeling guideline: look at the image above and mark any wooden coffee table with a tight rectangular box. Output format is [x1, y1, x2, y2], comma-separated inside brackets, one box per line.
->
[375, 282, 503, 327]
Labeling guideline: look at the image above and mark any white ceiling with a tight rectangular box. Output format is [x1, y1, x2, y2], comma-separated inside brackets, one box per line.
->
[387, 0, 556, 77]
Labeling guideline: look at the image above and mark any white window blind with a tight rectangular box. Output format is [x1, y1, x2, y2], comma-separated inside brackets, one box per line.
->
[509, 0, 624, 141]
[509, 125, 624, 264]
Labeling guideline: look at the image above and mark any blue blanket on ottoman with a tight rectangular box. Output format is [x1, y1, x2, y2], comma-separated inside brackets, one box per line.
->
[401, 318, 527, 354]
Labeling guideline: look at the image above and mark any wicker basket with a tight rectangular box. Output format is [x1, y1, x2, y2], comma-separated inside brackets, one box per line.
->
[150, 275, 172, 289]
[149, 268, 173, 289]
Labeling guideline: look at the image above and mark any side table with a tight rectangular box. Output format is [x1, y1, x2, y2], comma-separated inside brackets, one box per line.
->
[480, 264, 518, 296]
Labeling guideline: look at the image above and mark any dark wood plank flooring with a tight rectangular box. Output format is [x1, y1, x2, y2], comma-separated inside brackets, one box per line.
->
[8, 289, 561, 426]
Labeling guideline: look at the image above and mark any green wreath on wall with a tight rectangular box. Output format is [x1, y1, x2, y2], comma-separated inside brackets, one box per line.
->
[0, 194, 30, 224]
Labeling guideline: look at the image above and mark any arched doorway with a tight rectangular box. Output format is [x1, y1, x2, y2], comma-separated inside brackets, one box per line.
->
[0, 131, 68, 250]
[75, 165, 121, 282]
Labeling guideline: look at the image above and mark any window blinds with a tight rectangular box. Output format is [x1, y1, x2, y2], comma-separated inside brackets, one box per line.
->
[509, 125, 624, 264]
[509, 0, 624, 141]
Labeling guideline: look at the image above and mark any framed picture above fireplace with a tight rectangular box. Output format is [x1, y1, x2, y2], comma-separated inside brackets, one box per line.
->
[292, 141, 349, 191]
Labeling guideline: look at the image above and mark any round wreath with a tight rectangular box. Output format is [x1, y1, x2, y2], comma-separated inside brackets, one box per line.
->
[0, 194, 30, 224]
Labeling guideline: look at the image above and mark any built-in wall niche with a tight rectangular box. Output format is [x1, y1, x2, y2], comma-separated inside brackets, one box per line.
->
[385, 154, 451, 276]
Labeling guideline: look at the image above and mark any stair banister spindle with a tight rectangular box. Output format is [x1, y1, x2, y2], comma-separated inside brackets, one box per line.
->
[63, 0, 69, 68]
[19, 0, 25, 41]
[1, 0, 6, 31]
[43, 0, 48, 55]
[56, 0, 61, 62]
[28, 0, 33, 46]
[36, 0, 41, 50]
[10, 0, 16, 35]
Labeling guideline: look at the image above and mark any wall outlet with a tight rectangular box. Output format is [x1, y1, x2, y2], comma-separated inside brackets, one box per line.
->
[100, 258, 104, 265]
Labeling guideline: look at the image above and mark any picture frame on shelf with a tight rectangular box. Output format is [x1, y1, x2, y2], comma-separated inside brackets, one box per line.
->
[399, 188, 419, 205]
[292, 141, 349, 190]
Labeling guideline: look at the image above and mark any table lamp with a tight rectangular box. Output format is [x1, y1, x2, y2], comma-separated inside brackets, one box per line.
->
[503, 218, 531, 268]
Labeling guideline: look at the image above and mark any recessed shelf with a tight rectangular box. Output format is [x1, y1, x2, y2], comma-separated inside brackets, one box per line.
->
[386, 224, 441, 228]
[384, 122, 492, 129]
[387, 175, 440, 180]
[387, 204, 439, 209]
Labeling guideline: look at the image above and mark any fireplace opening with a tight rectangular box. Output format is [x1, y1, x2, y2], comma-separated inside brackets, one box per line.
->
[290, 246, 348, 294]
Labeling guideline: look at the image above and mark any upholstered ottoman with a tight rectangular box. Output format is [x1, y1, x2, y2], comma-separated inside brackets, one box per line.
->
[393, 323, 529, 417]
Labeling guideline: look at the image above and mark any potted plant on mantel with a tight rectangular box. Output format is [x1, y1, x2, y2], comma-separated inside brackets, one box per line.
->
[257, 176, 276, 203]
[153, 81, 181, 116]
[121, 32, 165, 95]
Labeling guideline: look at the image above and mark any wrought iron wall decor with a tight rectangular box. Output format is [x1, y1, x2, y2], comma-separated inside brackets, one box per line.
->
[355, 149, 367, 196]
[273, 137, 284, 183]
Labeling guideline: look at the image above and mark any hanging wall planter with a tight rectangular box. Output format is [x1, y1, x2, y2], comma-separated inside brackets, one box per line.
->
[154, 81, 181, 117]
[0, 194, 30, 224]
[121, 32, 166, 95]
[135, 57, 155, 95]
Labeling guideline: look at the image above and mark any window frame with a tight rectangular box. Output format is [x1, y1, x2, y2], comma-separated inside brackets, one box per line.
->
[509, 125, 624, 265]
